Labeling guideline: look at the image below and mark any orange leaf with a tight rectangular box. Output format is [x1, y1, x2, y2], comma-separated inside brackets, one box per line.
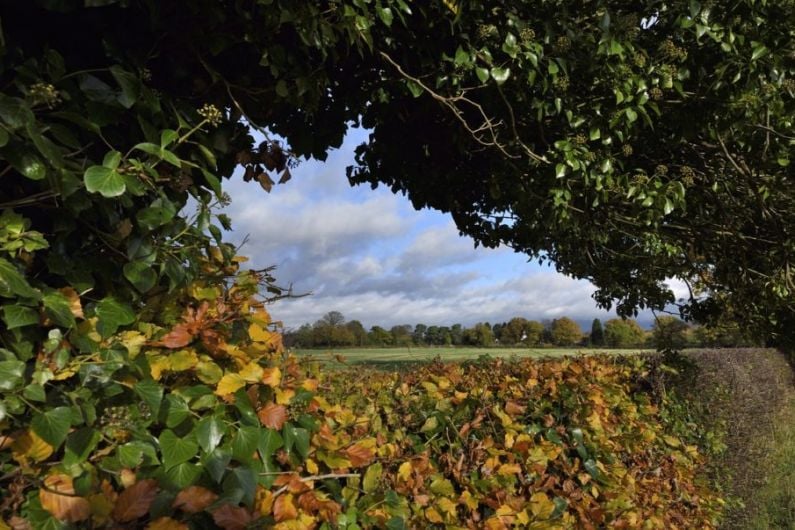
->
[258, 403, 288, 430]
[345, 443, 375, 467]
[58, 287, 84, 319]
[273, 493, 298, 522]
[173, 486, 219, 514]
[112, 479, 158, 522]
[211, 504, 254, 530]
[154, 324, 194, 349]
[39, 474, 91, 523]
[504, 400, 526, 416]
[146, 517, 188, 530]
[261, 366, 282, 387]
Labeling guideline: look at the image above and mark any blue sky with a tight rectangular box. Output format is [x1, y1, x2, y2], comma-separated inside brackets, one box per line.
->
[219, 129, 684, 330]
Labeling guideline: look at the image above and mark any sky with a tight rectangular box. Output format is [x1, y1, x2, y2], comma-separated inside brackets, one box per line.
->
[218, 129, 683, 331]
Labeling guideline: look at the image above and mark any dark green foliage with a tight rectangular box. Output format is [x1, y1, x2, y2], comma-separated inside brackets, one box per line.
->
[591, 318, 605, 346]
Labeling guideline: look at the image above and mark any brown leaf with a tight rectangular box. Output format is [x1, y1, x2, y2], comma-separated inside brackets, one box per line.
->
[211, 504, 254, 530]
[146, 516, 189, 530]
[273, 493, 298, 522]
[278, 167, 292, 184]
[173, 486, 218, 514]
[504, 400, 526, 416]
[58, 287, 84, 319]
[258, 403, 288, 430]
[39, 474, 91, 523]
[112, 479, 158, 522]
[257, 172, 274, 193]
[344, 443, 375, 467]
[154, 323, 194, 349]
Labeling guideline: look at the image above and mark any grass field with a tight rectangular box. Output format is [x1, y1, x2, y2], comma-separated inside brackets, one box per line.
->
[292, 346, 647, 368]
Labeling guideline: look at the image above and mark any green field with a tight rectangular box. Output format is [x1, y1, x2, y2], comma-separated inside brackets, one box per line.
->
[292, 346, 647, 368]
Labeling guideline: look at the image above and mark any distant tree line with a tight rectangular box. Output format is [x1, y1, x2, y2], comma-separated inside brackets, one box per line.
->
[284, 312, 761, 350]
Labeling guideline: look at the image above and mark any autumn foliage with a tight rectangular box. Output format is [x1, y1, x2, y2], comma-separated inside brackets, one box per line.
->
[0, 267, 724, 529]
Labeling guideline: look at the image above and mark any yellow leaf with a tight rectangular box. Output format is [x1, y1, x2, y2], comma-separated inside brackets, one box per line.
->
[216, 373, 247, 396]
[118, 331, 147, 358]
[58, 287, 84, 319]
[397, 461, 412, 481]
[251, 310, 271, 326]
[497, 463, 522, 476]
[425, 507, 443, 524]
[529, 492, 555, 519]
[238, 361, 264, 383]
[256, 487, 274, 517]
[168, 349, 199, 371]
[275, 387, 294, 405]
[249, 323, 273, 342]
[51, 366, 78, 381]
[196, 359, 223, 384]
[12, 429, 53, 465]
[262, 366, 282, 387]
[148, 355, 171, 380]
[305, 458, 319, 474]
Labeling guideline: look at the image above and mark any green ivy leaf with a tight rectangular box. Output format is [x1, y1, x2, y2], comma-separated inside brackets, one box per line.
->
[196, 415, 226, 453]
[164, 462, 202, 489]
[0, 258, 41, 299]
[1, 304, 39, 329]
[283, 424, 310, 459]
[84, 165, 125, 197]
[63, 428, 100, 466]
[490, 66, 511, 84]
[94, 297, 135, 337]
[0, 360, 25, 390]
[123, 261, 157, 293]
[231, 426, 260, 462]
[32, 406, 74, 448]
[134, 379, 164, 417]
[42, 291, 76, 328]
[159, 429, 199, 470]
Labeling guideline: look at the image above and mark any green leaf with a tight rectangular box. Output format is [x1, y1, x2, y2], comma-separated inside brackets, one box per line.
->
[589, 127, 601, 141]
[454, 46, 469, 66]
[490, 66, 511, 84]
[136, 197, 177, 231]
[0, 258, 41, 299]
[134, 379, 164, 417]
[625, 108, 637, 123]
[63, 428, 100, 466]
[1, 304, 39, 329]
[363, 463, 382, 493]
[32, 406, 73, 448]
[231, 426, 260, 462]
[0, 360, 25, 390]
[376, 6, 393, 26]
[405, 80, 423, 98]
[257, 428, 283, 459]
[475, 67, 489, 83]
[95, 297, 135, 337]
[6, 150, 47, 180]
[162, 395, 191, 428]
[160, 129, 179, 148]
[0, 128, 9, 147]
[42, 291, 76, 328]
[222, 467, 258, 506]
[283, 424, 310, 459]
[750, 42, 768, 61]
[203, 449, 232, 483]
[196, 415, 226, 453]
[123, 261, 157, 293]
[118, 443, 144, 468]
[429, 476, 455, 496]
[84, 165, 125, 197]
[110, 65, 141, 108]
[159, 430, 199, 470]
[102, 150, 122, 170]
[555, 164, 567, 178]
[164, 463, 202, 489]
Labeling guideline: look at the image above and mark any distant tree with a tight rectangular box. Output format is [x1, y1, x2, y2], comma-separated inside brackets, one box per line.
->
[425, 326, 443, 345]
[590, 319, 605, 347]
[650, 316, 690, 351]
[492, 322, 505, 343]
[390, 325, 413, 347]
[463, 323, 495, 347]
[525, 321, 545, 347]
[412, 324, 428, 345]
[450, 324, 464, 346]
[550, 318, 583, 347]
[500, 318, 528, 345]
[346, 320, 368, 347]
[604, 319, 646, 348]
[368, 326, 393, 346]
[322, 311, 346, 327]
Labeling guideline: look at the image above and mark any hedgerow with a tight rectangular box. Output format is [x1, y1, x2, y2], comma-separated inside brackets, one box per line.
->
[0, 258, 723, 528]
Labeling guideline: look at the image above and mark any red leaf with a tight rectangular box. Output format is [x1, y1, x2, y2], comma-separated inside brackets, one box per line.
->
[344, 443, 375, 467]
[112, 479, 158, 522]
[154, 323, 194, 349]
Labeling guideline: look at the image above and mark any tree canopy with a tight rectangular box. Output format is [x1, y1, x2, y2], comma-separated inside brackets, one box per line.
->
[2, 0, 792, 348]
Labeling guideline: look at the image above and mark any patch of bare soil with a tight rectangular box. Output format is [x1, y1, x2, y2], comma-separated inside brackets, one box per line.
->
[683, 348, 795, 529]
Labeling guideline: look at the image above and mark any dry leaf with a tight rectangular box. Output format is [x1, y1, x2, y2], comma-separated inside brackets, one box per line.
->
[58, 287, 84, 319]
[261, 366, 281, 387]
[39, 474, 91, 523]
[146, 517, 188, 530]
[258, 403, 288, 430]
[273, 493, 298, 522]
[344, 443, 375, 467]
[154, 323, 194, 349]
[173, 485, 219, 514]
[112, 479, 158, 522]
[211, 504, 254, 530]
